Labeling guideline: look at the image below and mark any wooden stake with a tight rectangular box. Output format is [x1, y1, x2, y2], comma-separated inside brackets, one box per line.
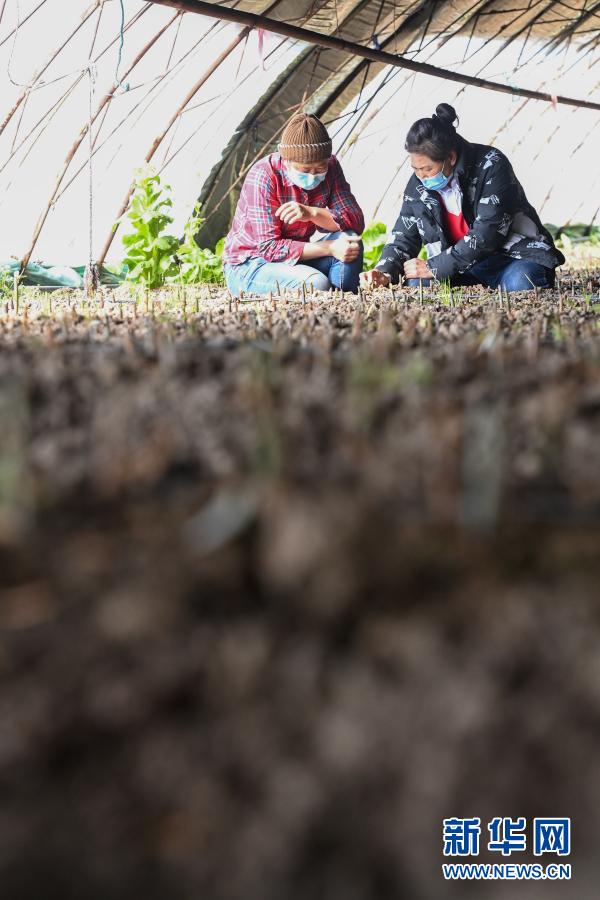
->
[557, 278, 564, 313]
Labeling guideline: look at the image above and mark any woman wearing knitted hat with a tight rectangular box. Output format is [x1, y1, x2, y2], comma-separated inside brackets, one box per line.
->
[361, 103, 564, 293]
[222, 113, 365, 296]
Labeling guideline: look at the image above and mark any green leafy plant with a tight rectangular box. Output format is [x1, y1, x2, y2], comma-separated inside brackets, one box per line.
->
[361, 221, 428, 271]
[547, 223, 600, 266]
[547, 223, 600, 245]
[361, 222, 387, 271]
[174, 201, 225, 285]
[120, 168, 180, 288]
[0, 267, 13, 300]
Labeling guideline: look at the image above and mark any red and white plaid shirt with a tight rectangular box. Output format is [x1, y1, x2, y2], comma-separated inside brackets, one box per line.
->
[222, 153, 364, 266]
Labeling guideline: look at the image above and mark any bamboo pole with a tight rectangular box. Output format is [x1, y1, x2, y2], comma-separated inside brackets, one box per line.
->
[88, 0, 105, 58]
[53, 18, 221, 202]
[1, 2, 148, 174]
[0, 0, 49, 49]
[1, 78, 80, 179]
[161, 0, 368, 177]
[204, 1, 489, 221]
[96, 32, 249, 266]
[318, 0, 497, 135]
[20, 10, 182, 270]
[0, 1, 100, 139]
[458, 0, 555, 69]
[145, 0, 600, 111]
[545, 0, 600, 54]
[467, 35, 592, 157]
[158, 32, 291, 173]
[577, 26, 600, 55]
[456, 0, 600, 93]
[315, 0, 431, 117]
[96, 0, 283, 265]
[319, 0, 498, 161]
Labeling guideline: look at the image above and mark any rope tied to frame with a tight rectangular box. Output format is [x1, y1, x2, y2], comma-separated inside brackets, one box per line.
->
[115, 0, 130, 92]
[84, 63, 99, 296]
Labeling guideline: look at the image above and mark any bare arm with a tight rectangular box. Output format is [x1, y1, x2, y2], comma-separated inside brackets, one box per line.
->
[276, 201, 339, 233]
[309, 206, 340, 232]
[300, 240, 334, 261]
[273, 203, 359, 263]
[301, 235, 361, 263]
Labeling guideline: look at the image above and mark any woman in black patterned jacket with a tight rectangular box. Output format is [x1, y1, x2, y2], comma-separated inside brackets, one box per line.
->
[361, 103, 565, 293]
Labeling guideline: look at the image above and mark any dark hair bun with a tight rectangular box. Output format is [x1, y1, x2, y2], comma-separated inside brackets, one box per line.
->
[405, 104, 460, 160]
[433, 103, 458, 128]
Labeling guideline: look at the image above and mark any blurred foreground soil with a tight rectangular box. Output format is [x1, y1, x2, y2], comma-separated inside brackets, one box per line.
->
[1, 283, 599, 898]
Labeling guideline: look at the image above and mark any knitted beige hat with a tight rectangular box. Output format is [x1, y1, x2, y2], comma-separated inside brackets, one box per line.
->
[279, 113, 332, 164]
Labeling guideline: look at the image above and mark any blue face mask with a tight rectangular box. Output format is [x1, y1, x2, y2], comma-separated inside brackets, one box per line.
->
[287, 166, 327, 191]
[420, 163, 452, 191]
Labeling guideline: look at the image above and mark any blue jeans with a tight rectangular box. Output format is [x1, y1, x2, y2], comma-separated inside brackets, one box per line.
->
[223, 230, 363, 296]
[407, 254, 555, 293]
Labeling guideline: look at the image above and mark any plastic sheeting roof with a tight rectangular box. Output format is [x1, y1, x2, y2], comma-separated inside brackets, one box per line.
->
[0, 0, 598, 263]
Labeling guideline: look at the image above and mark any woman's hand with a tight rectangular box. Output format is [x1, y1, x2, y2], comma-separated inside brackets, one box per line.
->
[275, 202, 314, 225]
[330, 235, 361, 263]
[360, 269, 391, 289]
[404, 258, 433, 279]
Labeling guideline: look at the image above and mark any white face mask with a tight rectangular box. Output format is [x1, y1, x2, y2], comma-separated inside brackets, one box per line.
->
[287, 165, 328, 190]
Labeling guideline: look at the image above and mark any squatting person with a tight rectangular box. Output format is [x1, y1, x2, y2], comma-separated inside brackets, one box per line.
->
[222, 113, 365, 296]
[361, 103, 565, 293]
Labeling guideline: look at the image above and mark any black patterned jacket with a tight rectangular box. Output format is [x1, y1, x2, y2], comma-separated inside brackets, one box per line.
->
[375, 135, 565, 283]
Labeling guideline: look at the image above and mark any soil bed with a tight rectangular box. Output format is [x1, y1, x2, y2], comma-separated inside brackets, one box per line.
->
[1, 276, 599, 898]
